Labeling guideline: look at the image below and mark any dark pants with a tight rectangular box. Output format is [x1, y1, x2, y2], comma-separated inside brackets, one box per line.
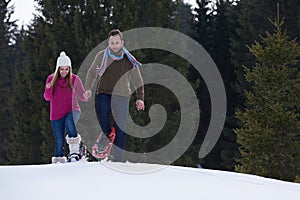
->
[51, 111, 79, 157]
[97, 93, 129, 162]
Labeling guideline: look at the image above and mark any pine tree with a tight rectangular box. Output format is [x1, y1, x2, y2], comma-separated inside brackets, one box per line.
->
[7, 0, 112, 164]
[189, 0, 240, 170]
[230, 0, 300, 103]
[176, 0, 193, 35]
[108, 0, 178, 29]
[0, 0, 17, 164]
[192, 0, 211, 50]
[235, 11, 300, 181]
[185, 0, 213, 168]
[207, 0, 239, 170]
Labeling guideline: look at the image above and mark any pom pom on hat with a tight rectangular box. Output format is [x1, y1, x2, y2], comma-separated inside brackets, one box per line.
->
[56, 51, 72, 69]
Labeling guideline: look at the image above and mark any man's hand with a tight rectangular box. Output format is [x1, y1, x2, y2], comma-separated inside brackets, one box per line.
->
[136, 100, 145, 111]
[83, 90, 92, 99]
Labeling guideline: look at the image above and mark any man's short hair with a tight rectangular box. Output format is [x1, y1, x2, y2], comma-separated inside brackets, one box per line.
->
[108, 29, 123, 40]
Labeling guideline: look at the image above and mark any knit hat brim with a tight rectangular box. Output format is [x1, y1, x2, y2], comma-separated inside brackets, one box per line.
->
[56, 51, 72, 69]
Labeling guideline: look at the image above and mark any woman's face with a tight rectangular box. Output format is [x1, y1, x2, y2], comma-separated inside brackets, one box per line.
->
[59, 66, 70, 78]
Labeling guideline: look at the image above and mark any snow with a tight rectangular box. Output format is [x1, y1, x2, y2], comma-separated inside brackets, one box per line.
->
[1, 161, 300, 200]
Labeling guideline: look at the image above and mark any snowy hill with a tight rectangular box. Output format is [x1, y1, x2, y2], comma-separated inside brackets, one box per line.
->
[1, 161, 300, 200]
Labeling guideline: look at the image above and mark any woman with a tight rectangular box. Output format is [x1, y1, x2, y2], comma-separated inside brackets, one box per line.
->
[44, 51, 88, 163]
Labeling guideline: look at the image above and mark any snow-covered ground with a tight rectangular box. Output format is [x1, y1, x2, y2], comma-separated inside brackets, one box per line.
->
[1, 161, 300, 200]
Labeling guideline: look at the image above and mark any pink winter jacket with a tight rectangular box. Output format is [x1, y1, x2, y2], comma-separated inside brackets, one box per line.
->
[44, 74, 87, 120]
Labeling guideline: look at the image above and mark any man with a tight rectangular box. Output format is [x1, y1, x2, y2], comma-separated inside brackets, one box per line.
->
[84, 29, 144, 162]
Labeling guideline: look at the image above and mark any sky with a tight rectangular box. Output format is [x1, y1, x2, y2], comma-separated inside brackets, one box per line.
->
[1, 160, 300, 200]
[9, 0, 38, 27]
[9, 0, 198, 27]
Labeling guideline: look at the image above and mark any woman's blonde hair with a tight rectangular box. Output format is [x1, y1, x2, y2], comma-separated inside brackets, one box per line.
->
[51, 66, 73, 94]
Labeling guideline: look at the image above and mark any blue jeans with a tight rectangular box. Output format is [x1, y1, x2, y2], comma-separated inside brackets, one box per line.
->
[65, 110, 81, 133]
[51, 111, 79, 157]
[97, 93, 129, 162]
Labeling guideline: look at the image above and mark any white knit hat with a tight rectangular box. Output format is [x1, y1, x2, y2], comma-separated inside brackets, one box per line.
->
[56, 51, 72, 69]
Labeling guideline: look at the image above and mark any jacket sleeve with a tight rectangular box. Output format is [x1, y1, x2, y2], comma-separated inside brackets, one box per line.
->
[74, 76, 88, 102]
[84, 51, 103, 90]
[43, 76, 53, 101]
[131, 66, 144, 101]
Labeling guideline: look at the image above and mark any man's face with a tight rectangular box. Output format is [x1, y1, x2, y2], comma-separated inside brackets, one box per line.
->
[108, 34, 124, 53]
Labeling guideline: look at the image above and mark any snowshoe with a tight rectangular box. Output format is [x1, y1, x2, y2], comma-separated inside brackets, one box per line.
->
[92, 127, 116, 159]
[79, 142, 87, 159]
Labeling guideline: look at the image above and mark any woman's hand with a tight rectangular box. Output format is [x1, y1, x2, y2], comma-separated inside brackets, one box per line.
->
[83, 90, 92, 99]
[45, 83, 52, 89]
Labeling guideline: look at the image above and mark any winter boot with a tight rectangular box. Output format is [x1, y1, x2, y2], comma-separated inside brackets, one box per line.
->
[59, 156, 67, 163]
[51, 157, 60, 164]
[51, 156, 67, 164]
[66, 134, 81, 162]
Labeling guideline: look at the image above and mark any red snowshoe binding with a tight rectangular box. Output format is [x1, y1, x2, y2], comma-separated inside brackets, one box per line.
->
[92, 127, 116, 159]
